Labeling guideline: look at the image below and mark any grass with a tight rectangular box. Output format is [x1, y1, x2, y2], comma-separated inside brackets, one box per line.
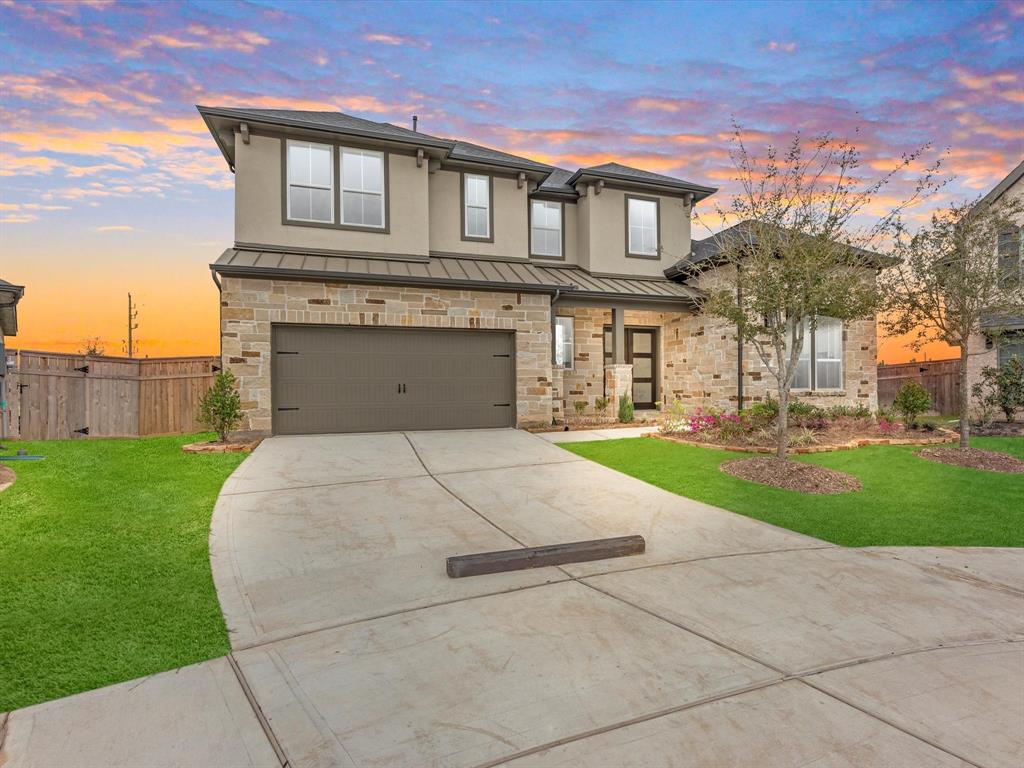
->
[0, 433, 247, 711]
[563, 436, 1024, 548]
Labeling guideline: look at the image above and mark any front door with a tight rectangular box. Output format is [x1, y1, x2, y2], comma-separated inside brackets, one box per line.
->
[604, 327, 658, 409]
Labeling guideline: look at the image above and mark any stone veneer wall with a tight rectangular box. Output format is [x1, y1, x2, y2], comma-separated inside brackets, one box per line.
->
[551, 306, 878, 420]
[220, 276, 553, 434]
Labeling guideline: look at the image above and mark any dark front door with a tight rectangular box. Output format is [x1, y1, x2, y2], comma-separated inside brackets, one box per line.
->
[603, 326, 658, 409]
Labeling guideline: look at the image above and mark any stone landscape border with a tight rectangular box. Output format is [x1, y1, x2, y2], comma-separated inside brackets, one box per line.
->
[182, 439, 262, 454]
[649, 428, 958, 454]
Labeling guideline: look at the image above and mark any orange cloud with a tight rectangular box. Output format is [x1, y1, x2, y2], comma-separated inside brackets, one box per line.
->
[123, 24, 270, 58]
[631, 132, 709, 146]
[362, 32, 431, 48]
[629, 97, 683, 113]
[96, 225, 134, 232]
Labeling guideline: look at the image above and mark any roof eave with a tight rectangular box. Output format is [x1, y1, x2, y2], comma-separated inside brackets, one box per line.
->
[564, 169, 717, 199]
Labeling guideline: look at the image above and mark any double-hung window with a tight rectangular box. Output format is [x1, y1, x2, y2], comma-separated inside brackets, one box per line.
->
[286, 140, 333, 223]
[463, 173, 491, 240]
[531, 200, 562, 258]
[341, 149, 385, 228]
[626, 196, 658, 257]
[997, 226, 1022, 288]
[998, 332, 1024, 367]
[794, 316, 843, 390]
[554, 316, 574, 369]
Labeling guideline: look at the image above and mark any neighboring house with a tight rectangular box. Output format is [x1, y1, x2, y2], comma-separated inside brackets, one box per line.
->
[966, 159, 1024, 399]
[0, 278, 24, 440]
[200, 106, 879, 436]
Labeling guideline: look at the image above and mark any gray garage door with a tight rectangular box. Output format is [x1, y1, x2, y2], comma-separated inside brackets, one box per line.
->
[271, 325, 516, 434]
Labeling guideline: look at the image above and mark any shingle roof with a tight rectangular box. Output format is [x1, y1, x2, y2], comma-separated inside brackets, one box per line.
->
[536, 167, 577, 195]
[980, 313, 1024, 331]
[664, 220, 893, 278]
[566, 161, 717, 198]
[212, 248, 702, 304]
[448, 140, 552, 173]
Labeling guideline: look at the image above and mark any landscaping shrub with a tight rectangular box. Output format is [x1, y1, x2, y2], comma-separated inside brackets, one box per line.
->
[893, 380, 931, 428]
[198, 370, 243, 442]
[743, 400, 778, 428]
[594, 396, 610, 415]
[618, 392, 634, 423]
[972, 356, 1024, 422]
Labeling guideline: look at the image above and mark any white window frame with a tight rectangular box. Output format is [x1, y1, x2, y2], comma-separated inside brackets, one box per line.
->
[794, 316, 843, 390]
[286, 139, 334, 224]
[627, 196, 659, 257]
[554, 316, 574, 370]
[340, 147, 386, 229]
[463, 173, 491, 240]
[530, 200, 562, 258]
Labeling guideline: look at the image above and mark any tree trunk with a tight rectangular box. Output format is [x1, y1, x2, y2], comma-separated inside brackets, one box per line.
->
[958, 343, 970, 449]
[776, 385, 789, 460]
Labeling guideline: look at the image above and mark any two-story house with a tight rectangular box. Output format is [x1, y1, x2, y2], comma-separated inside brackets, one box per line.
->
[966, 159, 1024, 398]
[200, 106, 879, 436]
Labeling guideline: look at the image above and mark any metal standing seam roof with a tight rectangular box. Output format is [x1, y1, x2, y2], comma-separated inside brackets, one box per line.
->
[212, 249, 702, 302]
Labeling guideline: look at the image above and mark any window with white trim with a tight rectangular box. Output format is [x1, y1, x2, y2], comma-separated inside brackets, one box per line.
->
[286, 140, 333, 223]
[531, 200, 562, 258]
[794, 316, 843, 390]
[554, 316, 574, 369]
[464, 173, 490, 239]
[627, 197, 658, 256]
[341, 148, 385, 228]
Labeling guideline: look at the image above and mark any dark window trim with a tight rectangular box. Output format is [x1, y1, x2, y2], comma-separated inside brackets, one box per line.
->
[997, 225, 1022, 288]
[997, 331, 1024, 368]
[460, 171, 495, 243]
[529, 199, 566, 261]
[280, 138, 391, 234]
[624, 194, 661, 260]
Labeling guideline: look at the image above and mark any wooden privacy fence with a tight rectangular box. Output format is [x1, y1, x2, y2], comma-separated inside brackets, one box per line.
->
[877, 358, 960, 414]
[4, 350, 220, 440]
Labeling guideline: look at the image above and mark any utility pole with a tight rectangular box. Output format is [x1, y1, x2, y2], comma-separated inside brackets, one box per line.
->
[127, 293, 139, 358]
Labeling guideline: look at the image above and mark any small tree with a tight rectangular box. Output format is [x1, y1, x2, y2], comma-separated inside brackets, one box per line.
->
[881, 197, 1024, 447]
[198, 370, 243, 442]
[697, 126, 941, 459]
[79, 337, 105, 356]
[892, 380, 931, 428]
[972, 356, 1024, 422]
[617, 392, 634, 423]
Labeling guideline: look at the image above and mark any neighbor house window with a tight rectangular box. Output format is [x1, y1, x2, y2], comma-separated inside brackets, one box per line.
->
[554, 316, 574, 369]
[463, 173, 491, 240]
[997, 226, 1022, 287]
[794, 316, 843, 390]
[626, 196, 658, 257]
[998, 332, 1024, 367]
[531, 200, 562, 258]
[286, 140, 333, 223]
[341, 148, 385, 228]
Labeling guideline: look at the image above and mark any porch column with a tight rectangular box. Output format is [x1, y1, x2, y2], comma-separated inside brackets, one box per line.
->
[605, 306, 633, 418]
[611, 307, 625, 364]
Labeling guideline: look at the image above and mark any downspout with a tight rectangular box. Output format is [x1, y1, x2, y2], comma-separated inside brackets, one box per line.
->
[550, 288, 562, 426]
[211, 269, 223, 366]
[736, 280, 744, 411]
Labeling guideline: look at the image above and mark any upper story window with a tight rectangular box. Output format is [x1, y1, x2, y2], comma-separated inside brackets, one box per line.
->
[998, 332, 1024, 367]
[531, 200, 562, 259]
[997, 226, 1022, 288]
[341, 149, 385, 228]
[794, 316, 843, 390]
[463, 173, 492, 241]
[626, 196, 659, 258]
[286, 140, 334, 223]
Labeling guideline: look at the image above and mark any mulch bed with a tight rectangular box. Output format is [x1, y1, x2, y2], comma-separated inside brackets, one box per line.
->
[971, 421, 1024, 437]
[721, 457, 862, 494]
[0, 464, 15, 492]
[916, 447, 1024, 474]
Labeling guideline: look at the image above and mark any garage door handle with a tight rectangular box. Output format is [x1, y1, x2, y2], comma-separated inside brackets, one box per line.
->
[493, 403, 511, 407]
[277, 407, 299, 411]
[493, 354, 510, 358]
[276, 351, 299, 355]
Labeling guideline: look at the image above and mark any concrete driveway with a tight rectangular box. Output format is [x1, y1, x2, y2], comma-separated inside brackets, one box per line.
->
[4, 429, 1022, 768]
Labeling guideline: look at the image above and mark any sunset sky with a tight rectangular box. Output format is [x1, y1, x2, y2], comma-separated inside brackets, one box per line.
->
[1, 0, 1022, 362]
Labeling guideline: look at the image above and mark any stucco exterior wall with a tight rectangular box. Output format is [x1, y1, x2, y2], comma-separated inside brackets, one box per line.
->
[576, 186, 691, 277]
[234, 132, 431, 256]
[428, 169, 529, 258]
[220, 276, 553, 434]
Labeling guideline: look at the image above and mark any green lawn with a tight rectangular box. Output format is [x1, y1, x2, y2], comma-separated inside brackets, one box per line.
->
[0, 434, 246, 711]
[563, 436, 1024, 548]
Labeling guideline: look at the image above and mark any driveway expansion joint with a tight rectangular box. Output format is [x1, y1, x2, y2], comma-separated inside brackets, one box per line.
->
[227, 653, 290, 768]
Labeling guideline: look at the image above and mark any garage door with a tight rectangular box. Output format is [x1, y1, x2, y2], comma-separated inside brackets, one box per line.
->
[271, 325, 516, 434]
